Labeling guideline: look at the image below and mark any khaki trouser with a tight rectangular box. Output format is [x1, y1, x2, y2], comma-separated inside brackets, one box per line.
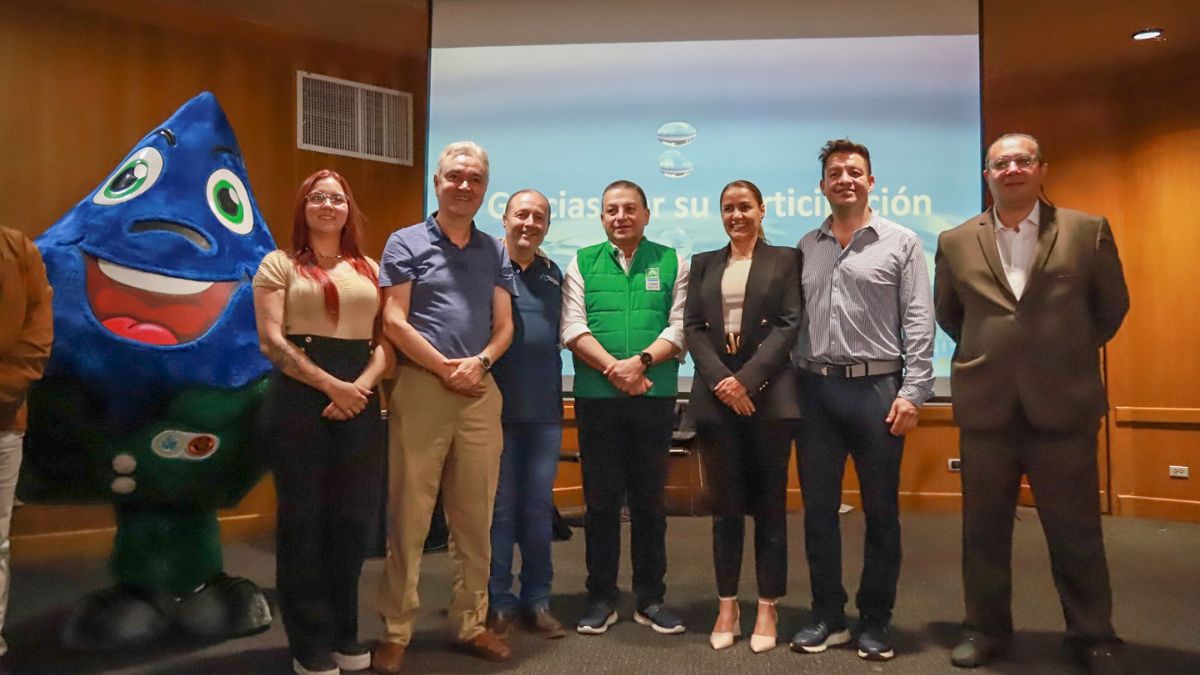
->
[377, 366, 503, 645]
[0, 431, 23, 657]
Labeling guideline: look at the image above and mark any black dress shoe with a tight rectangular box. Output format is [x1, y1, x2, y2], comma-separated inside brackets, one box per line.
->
[951, 632, 1009, 668]
[1074, 640, 1132, 675]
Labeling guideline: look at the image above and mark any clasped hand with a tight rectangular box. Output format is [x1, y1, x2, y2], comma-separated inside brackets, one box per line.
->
[441, 357, 487, 397]
[714, 376, 755, 416]
[322, 378, 373, 421]
[604, 356, 652, 396]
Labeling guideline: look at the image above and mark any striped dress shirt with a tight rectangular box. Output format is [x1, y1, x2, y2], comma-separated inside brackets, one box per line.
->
[794, 212, 935, 404]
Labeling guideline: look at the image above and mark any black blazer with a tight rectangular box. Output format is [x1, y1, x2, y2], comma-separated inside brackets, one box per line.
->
[684, 239, 802, 425]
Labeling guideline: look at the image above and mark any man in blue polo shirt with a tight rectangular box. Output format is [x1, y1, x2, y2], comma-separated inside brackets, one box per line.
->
[373, 141, 518, 672]
[486, 190, 567, 640]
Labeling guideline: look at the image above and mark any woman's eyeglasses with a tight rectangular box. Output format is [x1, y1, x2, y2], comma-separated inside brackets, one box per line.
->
[306, 191, 347, 206]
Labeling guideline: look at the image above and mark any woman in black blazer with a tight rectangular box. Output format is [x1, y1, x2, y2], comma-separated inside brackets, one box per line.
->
[685, 180, 802, 653]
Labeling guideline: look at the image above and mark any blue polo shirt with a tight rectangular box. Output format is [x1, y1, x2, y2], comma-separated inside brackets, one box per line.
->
[378, 214, 517, 359]
[492, 253, 563, 424]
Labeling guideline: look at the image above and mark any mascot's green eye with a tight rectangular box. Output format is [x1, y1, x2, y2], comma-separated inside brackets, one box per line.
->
[206, 168, 254, 234]
[93, 147, 164, 205]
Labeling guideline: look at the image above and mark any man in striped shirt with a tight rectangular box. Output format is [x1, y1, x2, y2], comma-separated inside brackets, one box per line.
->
[789, 139, 935, 662]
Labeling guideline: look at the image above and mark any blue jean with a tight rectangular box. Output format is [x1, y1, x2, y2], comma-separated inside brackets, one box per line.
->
[488, 422, 562, 613]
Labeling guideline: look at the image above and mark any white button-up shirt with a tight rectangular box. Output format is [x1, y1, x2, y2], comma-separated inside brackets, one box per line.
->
[993, 201, 1040, 299]
[560, 240, 688, 352]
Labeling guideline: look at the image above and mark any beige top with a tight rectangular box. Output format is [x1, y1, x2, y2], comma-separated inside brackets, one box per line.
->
[721, 257, 752, 334]
[253, 250, 379, 340]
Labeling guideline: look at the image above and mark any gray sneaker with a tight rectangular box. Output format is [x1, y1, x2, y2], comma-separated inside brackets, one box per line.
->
[856, 623, 895, 661]
[790, 620, 851, 653]
[633, 604, 686, 635]
[576, 601, 618, 635]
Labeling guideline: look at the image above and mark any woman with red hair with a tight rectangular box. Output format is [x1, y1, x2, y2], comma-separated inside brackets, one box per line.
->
[253, 170, 393, 675]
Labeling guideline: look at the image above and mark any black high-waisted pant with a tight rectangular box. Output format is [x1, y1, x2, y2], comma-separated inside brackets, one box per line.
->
[262, 335, 384, 661]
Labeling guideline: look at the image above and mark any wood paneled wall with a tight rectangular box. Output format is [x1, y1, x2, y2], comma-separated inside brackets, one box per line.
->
[10, 0, 1200, 565]
[982, 6, 1200, 521]
[0, 0, 429, 258]
[4, 0, 430, 561]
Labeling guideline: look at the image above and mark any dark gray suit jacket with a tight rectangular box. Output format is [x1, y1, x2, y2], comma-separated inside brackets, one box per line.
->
[684, 240, 802, 426]
[934, 202, 1129, 432]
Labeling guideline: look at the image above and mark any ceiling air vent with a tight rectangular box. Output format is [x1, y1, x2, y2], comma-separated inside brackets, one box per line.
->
[297, 71, 413, 165]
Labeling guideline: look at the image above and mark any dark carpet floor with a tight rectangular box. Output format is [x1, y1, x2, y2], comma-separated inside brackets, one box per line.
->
[4, 509, 1198, 674]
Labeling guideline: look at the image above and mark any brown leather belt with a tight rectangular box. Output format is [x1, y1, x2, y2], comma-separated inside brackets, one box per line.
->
[801, 359, 903, 378]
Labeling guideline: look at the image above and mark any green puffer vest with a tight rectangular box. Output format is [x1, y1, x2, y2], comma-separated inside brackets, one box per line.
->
[572, 239, 679, 398]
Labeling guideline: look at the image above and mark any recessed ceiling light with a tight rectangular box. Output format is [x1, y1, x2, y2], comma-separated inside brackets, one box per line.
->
[1131, 28, 1164, 41]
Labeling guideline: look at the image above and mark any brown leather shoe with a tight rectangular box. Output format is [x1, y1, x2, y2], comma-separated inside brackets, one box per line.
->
[461, 630, 513, 661]
[487, 610, 516, 637]
[523, 608, 567, 639]
[371, 641, 406, 674]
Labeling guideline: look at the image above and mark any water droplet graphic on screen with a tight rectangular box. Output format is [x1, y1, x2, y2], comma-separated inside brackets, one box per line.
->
[658, 150, 694, 178]
[655, 227, 695, 259]
[656, 121, 697, 146]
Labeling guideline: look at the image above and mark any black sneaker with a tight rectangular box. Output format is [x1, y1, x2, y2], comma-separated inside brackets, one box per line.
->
[576, 601, 618, 635]
[790, 620, 851, 653]
[333, 643, 371, 671]
[292, 653, 338, 675]
[633, 604, 686, 635]
[857, 623, 895, 661]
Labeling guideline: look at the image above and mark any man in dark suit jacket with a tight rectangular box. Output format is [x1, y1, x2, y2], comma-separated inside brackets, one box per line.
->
[934, 133, 1130, 674]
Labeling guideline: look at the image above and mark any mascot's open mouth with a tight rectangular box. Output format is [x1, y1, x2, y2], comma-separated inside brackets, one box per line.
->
[85, 255, 237, 345]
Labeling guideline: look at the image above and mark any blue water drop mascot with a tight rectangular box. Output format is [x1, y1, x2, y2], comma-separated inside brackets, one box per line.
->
[21, 92, 276, 648]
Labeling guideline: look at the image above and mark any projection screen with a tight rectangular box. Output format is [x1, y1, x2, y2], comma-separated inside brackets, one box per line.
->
[428, 0, 982, 396]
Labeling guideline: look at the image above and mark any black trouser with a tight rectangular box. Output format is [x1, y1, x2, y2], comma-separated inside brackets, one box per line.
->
[699, 415, 794, 599]
[960, 409, 1116, 643]
[575, 396, 675, 610]
[798, 371, 904, 627]
[262, 335, 384, 660]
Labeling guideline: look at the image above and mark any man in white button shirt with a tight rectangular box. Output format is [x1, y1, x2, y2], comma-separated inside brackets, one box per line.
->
[934, 133, 1130, 674]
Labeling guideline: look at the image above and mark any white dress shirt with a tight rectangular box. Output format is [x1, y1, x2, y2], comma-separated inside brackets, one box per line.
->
[993, 201, 1040, 299]
[560, 240, 689, 353]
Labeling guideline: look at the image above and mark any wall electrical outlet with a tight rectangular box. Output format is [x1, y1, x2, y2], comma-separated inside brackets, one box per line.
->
[948, 458, 961, 472]
[1168, 465, 1189, 479]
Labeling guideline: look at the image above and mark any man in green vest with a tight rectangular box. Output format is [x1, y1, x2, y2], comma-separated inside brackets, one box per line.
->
[561, 180, 689, 636]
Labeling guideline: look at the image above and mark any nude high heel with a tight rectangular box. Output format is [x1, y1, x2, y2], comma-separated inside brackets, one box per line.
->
[709, 597, 741, 650]
[749, 598, 778, 653]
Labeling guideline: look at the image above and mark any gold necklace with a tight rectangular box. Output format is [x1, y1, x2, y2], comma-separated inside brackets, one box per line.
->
[312, 250, 342, 261]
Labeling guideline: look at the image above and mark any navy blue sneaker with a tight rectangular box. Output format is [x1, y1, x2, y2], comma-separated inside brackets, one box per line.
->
[857, 623, 895, 661]
[576, 601, 618, 635]
[633, 604, 686, 635]
[790, 620, 851, 653]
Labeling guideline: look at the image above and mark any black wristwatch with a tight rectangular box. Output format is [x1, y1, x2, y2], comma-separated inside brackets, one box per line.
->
[639, 351, 653, 370]
[478, 354, 492, 371]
